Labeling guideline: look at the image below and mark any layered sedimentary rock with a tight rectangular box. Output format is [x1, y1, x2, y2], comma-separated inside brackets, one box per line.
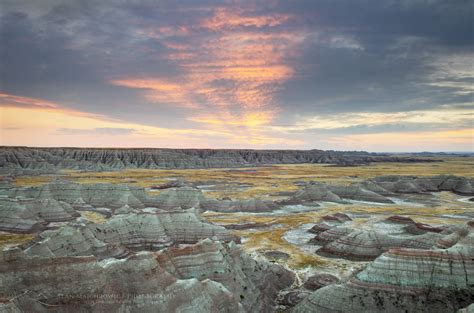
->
[358, 180, 396, 196]
[322, 213, 352, 223]
[24, 209, 238, 257]
[303, 273, 340, 291]
[0, 249, 243, 312]
[286, 175, 474, 205]
[374, 175, 474, 195]
[1, 180, 152, 209]
[309, 215, 451, 260]
[202, 198, 277, 213]
[285, 182, 394, 204]
[1, 176, 471, 226]
[0, 197, 78, 233]
[95, 210, 239, 250]
[156, 239, 295, 312]
[309, 213, 353, 244]
[385, 215, 445, 235]
[0, 182, 282, 233]
[328, 184, 394, 203]
[294, 223, 474, 313]
[310, 226, 354, 245]
[152, 187, 205, 210]
[24, 223, 128, 258]
[279, 291, 311, 307]
[317, 229, 443, 261]
[385, 215, 417, 225]
[1, 237, 294, 312]
[283, 183, 344, 204]
[0, 146, 434, 173]
[308, 222, 333, 234]
[436, 227, 469, 248]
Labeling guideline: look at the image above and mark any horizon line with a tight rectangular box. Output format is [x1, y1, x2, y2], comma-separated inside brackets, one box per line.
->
[1, 145, 473, 154]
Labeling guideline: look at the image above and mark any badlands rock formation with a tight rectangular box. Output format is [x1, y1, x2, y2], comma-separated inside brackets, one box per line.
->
[286, 175, 474, 205]
[23, 209, 239, 258]
[0, 183, 293, 312]
[0, 248, 244, 312]
[0, 197, 79, 233]
[0, 180, 280, 234]
[295, 222, 474, 313]
[0, 171, 472, 312]
[0, 146, 435, 173]
[0, 176, 296, 311]
[303, 273, 341, 291]
[156, 239, 294, 312]
[374, 175, 474, 195]
[310, 214, 449, 261]
[279, 291, 311, 308]
[1, 237, 294, 312]
[317, 228, 443, 260]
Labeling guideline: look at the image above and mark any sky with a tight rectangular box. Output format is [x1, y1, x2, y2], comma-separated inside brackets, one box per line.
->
[0, 0, 473, 152]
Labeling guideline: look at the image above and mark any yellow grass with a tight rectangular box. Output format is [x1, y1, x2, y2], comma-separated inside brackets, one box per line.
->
[238, 228, 327, 268]
[205, 211, 336, 269]
[81, 211, 108, 224]
[0, 232, 35, 249]
[13, 175, 62, 187]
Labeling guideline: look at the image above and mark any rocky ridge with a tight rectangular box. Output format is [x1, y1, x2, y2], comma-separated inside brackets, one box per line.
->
[0, 146, 436, 173]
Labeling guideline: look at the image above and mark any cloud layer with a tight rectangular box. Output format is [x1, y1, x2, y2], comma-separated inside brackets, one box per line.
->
[1, 0, 473, 151]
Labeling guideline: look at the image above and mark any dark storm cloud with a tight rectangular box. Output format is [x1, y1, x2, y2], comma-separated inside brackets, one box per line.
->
[273, 0, 474, 119]
[273, 0, 473, 46]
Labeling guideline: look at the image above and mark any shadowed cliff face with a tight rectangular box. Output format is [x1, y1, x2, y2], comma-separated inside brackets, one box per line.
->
[0, 147, 436, 173]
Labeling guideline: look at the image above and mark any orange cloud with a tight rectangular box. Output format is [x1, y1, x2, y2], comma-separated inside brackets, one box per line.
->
[201, 8, 291, 30]
[111, 7, 301, 139]
[0, 93, 59, 110]
[111, 79, 200, 109]
[189, 110, 276, 127]
[0, 93, 113, 120]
